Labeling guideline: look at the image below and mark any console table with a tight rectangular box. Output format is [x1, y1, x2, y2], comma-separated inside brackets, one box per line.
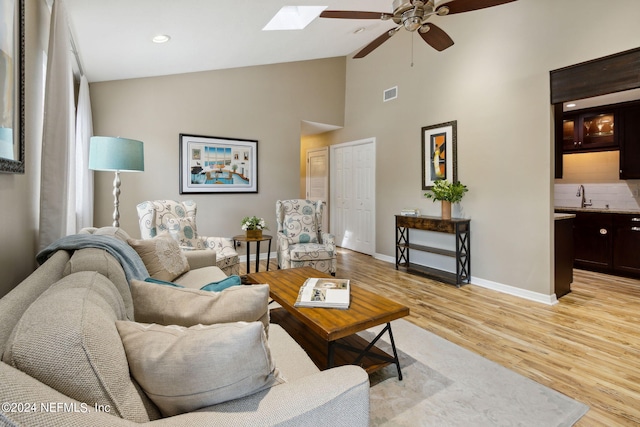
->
[395, 215, 470, 287]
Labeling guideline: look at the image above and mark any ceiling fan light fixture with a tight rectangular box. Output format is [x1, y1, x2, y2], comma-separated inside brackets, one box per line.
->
[436, 6, 450, 16]
[403, 17, 422, 32]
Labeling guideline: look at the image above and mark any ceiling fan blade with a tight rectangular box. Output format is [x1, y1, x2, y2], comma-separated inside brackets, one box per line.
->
[437, 0, 517, 15]
[354, 29, 397, 59]
[419, 23, 454, 52]
[320, 11, 391, 20]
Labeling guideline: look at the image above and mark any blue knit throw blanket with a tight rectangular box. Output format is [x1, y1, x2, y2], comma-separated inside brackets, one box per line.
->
[36, 235, 149, 283]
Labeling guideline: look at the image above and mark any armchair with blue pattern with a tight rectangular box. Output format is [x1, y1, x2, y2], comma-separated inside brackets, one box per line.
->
[136, 200, 239, 275]
[275, 199, 336, 276]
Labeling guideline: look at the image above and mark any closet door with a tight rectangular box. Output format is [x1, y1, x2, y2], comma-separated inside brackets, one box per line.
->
[331, 138, 375, 255]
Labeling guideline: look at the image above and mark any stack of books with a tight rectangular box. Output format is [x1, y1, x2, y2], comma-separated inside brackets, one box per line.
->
[400, 208, 420, 216]
[294, 278, 350, 309]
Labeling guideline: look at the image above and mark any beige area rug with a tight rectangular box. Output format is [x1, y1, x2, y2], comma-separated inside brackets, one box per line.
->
[360, 319, 589, 426]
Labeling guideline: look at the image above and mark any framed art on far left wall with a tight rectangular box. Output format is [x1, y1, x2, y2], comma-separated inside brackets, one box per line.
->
[179, 133, 258, 194]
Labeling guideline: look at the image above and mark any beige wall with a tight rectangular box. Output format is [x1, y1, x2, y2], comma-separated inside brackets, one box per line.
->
[329, 0, 640, 296]
[0, 0, 49, 297]
[90, 58, 346, 241]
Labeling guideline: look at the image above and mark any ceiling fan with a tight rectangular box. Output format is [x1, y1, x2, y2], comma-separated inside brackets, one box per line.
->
[320, 0, 517, 58]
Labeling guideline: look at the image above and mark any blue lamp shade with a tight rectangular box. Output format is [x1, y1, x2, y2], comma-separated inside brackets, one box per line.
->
[89, 136, 144, 172]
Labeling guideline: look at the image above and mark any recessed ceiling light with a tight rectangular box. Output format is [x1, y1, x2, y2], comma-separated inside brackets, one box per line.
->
[263, 6, 327, 31]
[152, 35, 171, 44]
[566, 103, 576, 108]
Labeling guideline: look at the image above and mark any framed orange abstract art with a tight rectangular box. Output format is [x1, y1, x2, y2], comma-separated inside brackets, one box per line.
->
[422, 120, 457, 190]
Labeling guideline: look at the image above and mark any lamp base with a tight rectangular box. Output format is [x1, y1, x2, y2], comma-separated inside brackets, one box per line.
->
[112, 171, 121, 227]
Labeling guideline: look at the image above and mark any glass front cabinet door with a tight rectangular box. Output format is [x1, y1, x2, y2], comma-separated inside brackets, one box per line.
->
[563, 111, 617, 153]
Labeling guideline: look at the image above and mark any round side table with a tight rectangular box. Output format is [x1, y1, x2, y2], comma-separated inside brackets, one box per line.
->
[232, 234, 273, 274]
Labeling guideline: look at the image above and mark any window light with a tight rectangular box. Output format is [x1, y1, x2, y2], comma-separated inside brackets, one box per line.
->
[263, 6, 327, 31]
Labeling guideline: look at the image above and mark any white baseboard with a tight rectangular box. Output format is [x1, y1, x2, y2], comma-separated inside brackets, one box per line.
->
[240, 253, 276, 263]
[372, 252, 557, 305]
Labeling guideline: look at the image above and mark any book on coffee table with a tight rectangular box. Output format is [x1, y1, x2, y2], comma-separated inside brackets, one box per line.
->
[294, 278, 350, 309]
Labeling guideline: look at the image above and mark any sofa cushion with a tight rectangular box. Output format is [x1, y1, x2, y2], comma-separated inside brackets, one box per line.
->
[64, 247, 135, 320]
[172, 265, 228, 289]
[116, 321, 284, 417]
[1, 272, 151, 423]
[289, 243, 335, 262]
[130, 280, 270, 335]
[127, 233, 189, 281]
[267, 324, 320, 382]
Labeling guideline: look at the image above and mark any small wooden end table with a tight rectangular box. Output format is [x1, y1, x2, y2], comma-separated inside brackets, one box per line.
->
[232, 234, 272, 274]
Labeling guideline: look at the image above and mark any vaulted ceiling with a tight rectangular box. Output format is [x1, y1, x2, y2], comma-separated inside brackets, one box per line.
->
[65, 0, 399, 82]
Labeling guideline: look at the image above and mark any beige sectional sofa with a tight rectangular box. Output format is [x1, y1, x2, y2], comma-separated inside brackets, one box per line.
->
[0, 227, 369, 426]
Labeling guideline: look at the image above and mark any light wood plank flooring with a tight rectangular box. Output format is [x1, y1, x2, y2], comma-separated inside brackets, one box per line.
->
[241, 249, 640, 426]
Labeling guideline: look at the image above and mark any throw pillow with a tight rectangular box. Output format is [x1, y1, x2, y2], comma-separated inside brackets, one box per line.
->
[144, 275, 241, 292]
[199, 275, 242, 292]
[115, 321, 284, 416]
[166, 216, 203, 249]
[128, 232, 189, 282]
[130, 280, 270, 334]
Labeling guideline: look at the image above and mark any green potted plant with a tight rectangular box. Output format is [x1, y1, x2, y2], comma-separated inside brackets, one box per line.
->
[424, 180, 468, 220]
[241, 216, 268, 239]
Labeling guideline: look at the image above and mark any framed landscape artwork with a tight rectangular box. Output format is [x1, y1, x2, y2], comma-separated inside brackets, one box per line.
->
[422, 120, 457, 190]
[179, 133, 258, 194]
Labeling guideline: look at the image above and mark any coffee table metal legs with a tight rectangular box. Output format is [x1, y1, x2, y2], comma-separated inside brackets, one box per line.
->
[327, 322, 403, 380]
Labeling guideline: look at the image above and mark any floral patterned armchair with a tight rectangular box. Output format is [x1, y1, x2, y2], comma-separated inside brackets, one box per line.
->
[136, 200, 239, 275]
[275, 199, 336, 275]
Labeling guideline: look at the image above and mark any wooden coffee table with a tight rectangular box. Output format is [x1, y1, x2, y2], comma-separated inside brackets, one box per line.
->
[246, 267, 410, 379]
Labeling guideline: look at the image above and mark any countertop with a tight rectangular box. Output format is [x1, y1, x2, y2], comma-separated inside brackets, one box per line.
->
[554, 213, 576, 220]
[555, 206, 640, 215]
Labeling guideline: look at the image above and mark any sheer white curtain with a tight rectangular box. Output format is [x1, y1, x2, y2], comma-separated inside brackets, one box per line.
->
[38, 0, 91, 249]
[75, 75, 94, 230]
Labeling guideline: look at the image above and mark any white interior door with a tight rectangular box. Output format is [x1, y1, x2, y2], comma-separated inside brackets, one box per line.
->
[330, 138, 375, 255]
[306, 147, 329, 233]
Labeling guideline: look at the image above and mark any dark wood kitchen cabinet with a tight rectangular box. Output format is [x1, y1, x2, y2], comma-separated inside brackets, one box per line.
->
[613, 214, 640, 275]
[562, 110, 617, 153]
[572, 212, 613, 271]
[556, 209, 640, 278]
[619, 104, 640, 179]
[554, 215, 574, 298]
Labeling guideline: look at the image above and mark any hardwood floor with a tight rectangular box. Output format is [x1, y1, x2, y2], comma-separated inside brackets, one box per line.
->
[241, 249, 640, 426]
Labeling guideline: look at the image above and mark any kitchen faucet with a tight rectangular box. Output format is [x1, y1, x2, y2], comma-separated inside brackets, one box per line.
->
[576, 185, 592, 208]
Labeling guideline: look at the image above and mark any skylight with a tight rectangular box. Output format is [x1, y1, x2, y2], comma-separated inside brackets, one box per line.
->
[263, 6, 327, 31]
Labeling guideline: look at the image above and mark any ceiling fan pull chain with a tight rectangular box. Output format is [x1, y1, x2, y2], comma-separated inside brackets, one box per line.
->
[411, 32, 415, 67]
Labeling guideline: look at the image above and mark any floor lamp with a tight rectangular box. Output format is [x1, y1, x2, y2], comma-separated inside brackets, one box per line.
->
[89, 136, 144, 227]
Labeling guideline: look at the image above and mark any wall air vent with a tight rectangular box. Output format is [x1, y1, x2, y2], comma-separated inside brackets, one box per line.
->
[383, 86, 398, 102]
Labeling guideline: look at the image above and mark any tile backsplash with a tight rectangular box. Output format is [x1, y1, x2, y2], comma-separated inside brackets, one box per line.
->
[554, 182, 640, 211]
